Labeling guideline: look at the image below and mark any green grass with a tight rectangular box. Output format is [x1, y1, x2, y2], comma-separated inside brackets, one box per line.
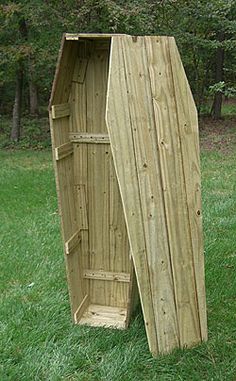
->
[0, 123, 236, 380]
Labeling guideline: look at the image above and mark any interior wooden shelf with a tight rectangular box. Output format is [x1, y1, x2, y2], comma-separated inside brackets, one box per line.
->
[77, 304, 128, 329]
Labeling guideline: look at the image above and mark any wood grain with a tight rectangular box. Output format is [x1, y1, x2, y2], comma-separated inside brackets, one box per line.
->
[67, 38, 136, 322]
[168, 37, 207, 341]
[50, 34, 206, 353]
[51, 103, 70, 119]
[106, 36, 158, 355]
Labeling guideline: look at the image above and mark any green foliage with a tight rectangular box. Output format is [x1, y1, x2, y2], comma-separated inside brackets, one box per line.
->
[0, 116, 51, 149]
[0, 0, 236, 120]
[1, 123, 236, 380]
[209, 81, 236, 98]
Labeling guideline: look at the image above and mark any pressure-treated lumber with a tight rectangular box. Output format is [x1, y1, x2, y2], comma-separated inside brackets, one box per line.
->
[106, 35, 207, 355]
[83, 270, 130, 283]
[49, 34, 139, 334]
[49, 33, 207, 357]
[79, 304, 127, 329]
[55, 141, 73, 161]
[51, 103, 70, 119]
[69, 132, 110, 144]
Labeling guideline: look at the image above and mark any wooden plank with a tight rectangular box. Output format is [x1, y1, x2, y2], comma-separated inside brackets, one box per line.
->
[78, 304, 127, 329]
[108, 151, 131, 308]
[144, 36, 201, 348]
[51, 103, 70, 119]
[106, 36, 158, 355]
[83, 270, 130, 283]
[69, 132, 110, 144]
[55, 141, 73, 161]
[70, 49, 90, 297]
[65, 34, 80, 40]
[74, 294, 89, 323]
[86, 44, 111, 307]
[72, 58, 88, 84]
[65, 229, 82, 254]
[75, 185, 88, 230]
[168, 37, 207, 341]
[65, 33, 121, 40]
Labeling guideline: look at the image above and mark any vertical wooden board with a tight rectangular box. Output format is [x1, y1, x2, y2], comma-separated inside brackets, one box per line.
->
[86, 45, 110, 305]
[168, 38, 207, 341]
[74, 145, 90, 297]
[109, 157, 131, 308]
[76, 184, 88, 230]
[126, 266, 139, 326]
[69, 42, 88, 137]
[73, 57, 88, 83]
[69, 53, 90, 296]
[144, 36, 201, 346]
[106, 37, 158, 355]
[87, 143, 110, 305]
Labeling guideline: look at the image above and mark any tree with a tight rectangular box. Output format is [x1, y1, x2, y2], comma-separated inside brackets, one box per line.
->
[1, 0, 236, 133]
[153, 0, 236, 117]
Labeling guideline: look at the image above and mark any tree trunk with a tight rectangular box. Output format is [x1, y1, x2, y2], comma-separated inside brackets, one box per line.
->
[28, 55, 39, 116]
[11, 66, 23, 141]
[211, 32, 225, 119]
[29, 80, 39, 116]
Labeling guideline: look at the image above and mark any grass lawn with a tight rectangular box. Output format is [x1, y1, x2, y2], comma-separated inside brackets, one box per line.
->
[0, 119, 236, 380]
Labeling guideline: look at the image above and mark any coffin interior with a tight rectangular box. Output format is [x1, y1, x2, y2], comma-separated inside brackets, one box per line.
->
[50, 35, 138, 329]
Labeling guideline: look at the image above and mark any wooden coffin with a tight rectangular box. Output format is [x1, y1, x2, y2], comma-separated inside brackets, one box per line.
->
[49, 34, 139, 331]
[49, 34, 207, 356]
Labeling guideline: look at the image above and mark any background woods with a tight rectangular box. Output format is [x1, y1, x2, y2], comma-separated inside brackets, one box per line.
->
[0, 0, 236, 142]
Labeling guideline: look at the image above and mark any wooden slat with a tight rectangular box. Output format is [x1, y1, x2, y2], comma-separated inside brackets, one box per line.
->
[72, 58, 88, 84]
[168, 37, 207, 341]
[65, 229, 82, 254]
[83, 270, 130, 283]
[75, 184, 88, 230]
[74, 294, 89, 323]
[51, 103, 70, 119]
[55, 141, 73, 160]
[70, 65, 90, 297]
[106, 36, 158, 355]
[65, 33, 119, 40]
[86, 45, 111, 307]
[69, 132, 110, 144]
[108, 150, 132, 308]
[78, 304, 127, 329]
[65, 34, 80, 40]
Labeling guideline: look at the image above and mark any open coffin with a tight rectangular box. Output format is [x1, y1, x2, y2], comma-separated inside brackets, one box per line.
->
[49, 34, 207, 356]
[49, 34, 139, 330]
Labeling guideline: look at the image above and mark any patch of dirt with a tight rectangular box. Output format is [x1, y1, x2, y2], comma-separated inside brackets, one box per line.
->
[199, 116, 236, 153]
